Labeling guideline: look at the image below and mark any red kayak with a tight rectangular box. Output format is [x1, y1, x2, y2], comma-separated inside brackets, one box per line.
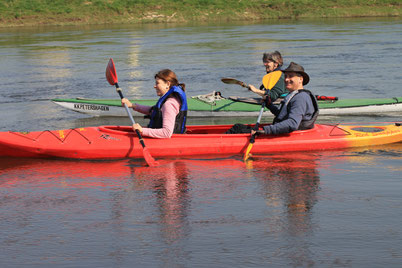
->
[0, 123, 401, 160]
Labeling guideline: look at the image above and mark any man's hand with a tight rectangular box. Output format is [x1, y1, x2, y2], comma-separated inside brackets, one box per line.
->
[264, 95, 272, 106]
[251, 129, 265, 136]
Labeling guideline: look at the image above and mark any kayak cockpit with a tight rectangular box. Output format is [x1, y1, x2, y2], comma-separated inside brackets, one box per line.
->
[98, 124, 323, 136]
[98, 126, 136, 135]
[98, 125, 236, 135]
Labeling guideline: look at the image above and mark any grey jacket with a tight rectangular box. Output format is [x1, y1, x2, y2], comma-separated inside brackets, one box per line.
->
[262, 90, 316, 135]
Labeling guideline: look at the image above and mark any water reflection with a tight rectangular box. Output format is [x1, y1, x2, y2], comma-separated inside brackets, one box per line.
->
[247, 153, 320, 267]
[126, 37, 144, 97]
[133, 161, 191, 266]
[136, 161, 191, 241]
[1, 145, 401, 266]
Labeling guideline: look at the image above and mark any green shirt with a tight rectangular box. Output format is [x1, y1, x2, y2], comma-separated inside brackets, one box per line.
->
[260, 72, 286, 102]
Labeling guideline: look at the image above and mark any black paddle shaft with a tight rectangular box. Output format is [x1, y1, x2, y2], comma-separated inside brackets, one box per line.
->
[115, 83, 147, 148]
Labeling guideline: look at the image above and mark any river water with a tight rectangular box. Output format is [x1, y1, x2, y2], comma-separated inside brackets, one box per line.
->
[0, 18, 402, 267]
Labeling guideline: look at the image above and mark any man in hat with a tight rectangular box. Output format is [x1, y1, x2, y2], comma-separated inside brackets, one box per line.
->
[253, 62, 319, 135]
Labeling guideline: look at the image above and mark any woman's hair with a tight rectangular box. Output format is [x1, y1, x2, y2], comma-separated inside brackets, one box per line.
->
[155, 69, 186, 91]
[262, 51, 283, 67]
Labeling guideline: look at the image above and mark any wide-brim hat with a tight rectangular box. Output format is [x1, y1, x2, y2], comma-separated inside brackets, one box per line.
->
[283, 62, 310, 85]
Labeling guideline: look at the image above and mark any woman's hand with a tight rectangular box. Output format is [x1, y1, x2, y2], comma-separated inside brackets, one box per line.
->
[132, 123, 143, 133]
[248, 85, 265, 97]
[121, 98, 132, 108]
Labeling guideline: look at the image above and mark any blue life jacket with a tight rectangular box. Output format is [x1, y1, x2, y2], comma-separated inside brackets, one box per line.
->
[148, 86, 188, 134]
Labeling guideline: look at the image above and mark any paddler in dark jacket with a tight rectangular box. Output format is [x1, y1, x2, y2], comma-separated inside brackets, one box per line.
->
[253, 62, 319, 135]
[248, 51, 287, 103]
[121, 69, 187, 138]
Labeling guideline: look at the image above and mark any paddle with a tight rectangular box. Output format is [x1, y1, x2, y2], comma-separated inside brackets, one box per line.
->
[105, 58, 159, 167]
[230, 95, 338, 105]
[221, 72, 283, 91]
[244, 101, 265, 161]
[244, 71, 283, 161]
[221, 78, 249, 88]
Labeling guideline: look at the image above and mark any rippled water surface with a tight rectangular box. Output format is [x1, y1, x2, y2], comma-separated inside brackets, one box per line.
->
[0, 18, 402, 267]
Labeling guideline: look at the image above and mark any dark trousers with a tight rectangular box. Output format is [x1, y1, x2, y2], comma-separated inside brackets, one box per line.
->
[225, 123, 252, 134]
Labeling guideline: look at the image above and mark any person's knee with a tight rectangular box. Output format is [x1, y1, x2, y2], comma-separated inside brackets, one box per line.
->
[225, 123, 251, 134]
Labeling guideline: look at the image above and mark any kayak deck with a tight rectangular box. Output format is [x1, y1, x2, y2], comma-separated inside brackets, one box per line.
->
[53, 96, 402, 110]
[52, 96, 402, 117]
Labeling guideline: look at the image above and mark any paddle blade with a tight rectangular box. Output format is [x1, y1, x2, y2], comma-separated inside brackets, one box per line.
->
[262, 71, 282, 90]
[142, 147, 159, 167]
[106, 58, 118, 85]
[221, 77, 239, 84]
[221, 77, 247, 88]
[243, 143, 254, 161]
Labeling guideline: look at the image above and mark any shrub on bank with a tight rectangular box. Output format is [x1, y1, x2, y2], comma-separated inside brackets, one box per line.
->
[0, 0, 400, 27]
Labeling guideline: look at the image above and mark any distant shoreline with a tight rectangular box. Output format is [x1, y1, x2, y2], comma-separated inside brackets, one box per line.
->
[0, 0, 401, 28]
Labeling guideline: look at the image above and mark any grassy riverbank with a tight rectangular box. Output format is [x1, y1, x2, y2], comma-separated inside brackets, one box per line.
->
[1, 0, 401, 27]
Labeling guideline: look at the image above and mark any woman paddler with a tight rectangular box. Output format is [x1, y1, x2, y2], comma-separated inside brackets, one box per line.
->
[121, 69, 187, 138]
[248, 50, 287, 104]
[225, 51, 287, 134]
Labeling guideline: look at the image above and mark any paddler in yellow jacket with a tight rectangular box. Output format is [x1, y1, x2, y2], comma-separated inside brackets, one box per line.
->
[225, 51, 287, 134]
[248, 51, 286, 104]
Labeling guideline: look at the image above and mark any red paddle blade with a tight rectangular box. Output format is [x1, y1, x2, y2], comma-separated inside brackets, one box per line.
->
[106, 58, 118, 85]
[142, 147, 159, 167]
